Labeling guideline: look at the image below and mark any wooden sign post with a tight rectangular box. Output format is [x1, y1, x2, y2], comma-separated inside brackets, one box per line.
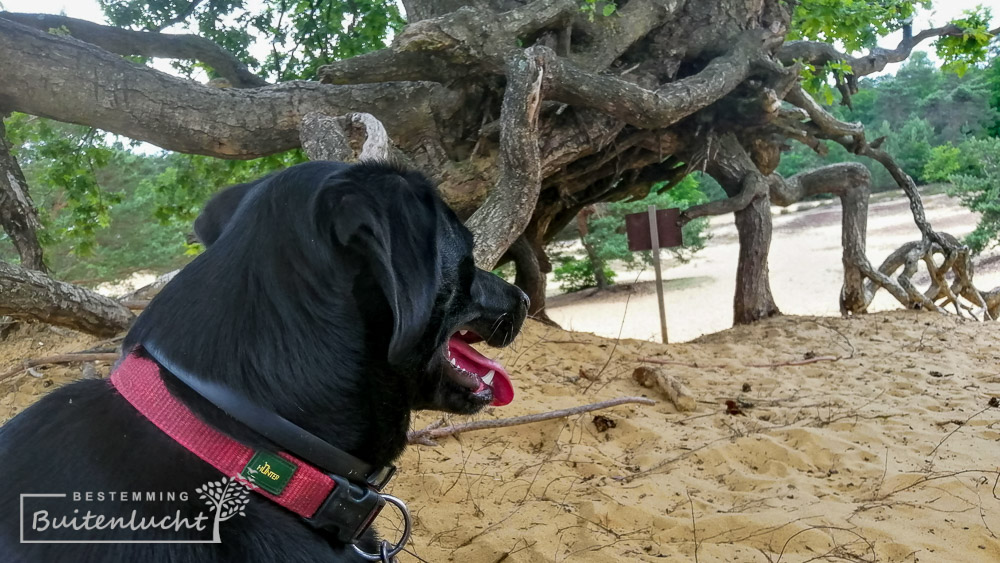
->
[624, 207, 683, 343]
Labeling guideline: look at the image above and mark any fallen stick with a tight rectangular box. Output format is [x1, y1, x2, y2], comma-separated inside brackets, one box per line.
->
[632, 366, 697, 411]
[747, 355, 839, 367]
[0, 353, 119, 382]
[639, 355, 841, 369]
[407, 396, 656, 446]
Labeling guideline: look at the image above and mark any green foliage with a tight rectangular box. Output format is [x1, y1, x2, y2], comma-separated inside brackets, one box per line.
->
[940, 137, 1000, 253]
[892, 115, 935, 182]
[94, 0, 402, 237]
[790, 0, 930, 52]
[986, 55, 1000, 136]
[579, 0, 617, 21]
[552, 174, 714, 293]
[99, 0, 403, 82]
[922, 144, 964, 182]
[553, 256, 616, 292]
[782, 50, 1000, 190]
[144, 150, 308, 227]
[591, 175, 712, 268]
[2, 118, 191, 281]
[6, 114, 119, 256]
[798, 59, 858, 104]
[934, 7, 994, 77]
[790, 3, 995, 104]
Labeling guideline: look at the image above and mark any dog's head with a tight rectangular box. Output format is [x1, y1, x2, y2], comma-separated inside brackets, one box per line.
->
[184, 161, 528, 416]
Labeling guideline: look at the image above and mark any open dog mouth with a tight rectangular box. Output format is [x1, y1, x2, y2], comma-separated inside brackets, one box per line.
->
[443, 330, 514, 406]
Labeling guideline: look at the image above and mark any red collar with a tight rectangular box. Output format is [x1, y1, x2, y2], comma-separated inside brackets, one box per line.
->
[109, 352, 384, 542]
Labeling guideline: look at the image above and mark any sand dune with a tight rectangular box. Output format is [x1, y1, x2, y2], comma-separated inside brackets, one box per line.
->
[5, 310, 996, 562]
[388, 313, 1000, 562]
[547, 192, 1000, 343]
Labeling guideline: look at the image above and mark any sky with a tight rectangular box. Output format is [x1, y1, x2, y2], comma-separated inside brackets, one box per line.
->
[1, 0, 989, 42]
[0, 0, 992, 75]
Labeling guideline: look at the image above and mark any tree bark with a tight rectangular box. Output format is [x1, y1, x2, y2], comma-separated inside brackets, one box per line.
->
[0, 11, 266, 88]
[701, 134, 781, 325]
[299, 112, 392, 162]
[508, 235, 556, 325]
[732, 192, 780, 324]
[766, 162, 872, 314]
[0, 118, 45, 271]
[0, 261, 134, 336]
[0, 17, 460, 160]
[466, 47, 546, 269]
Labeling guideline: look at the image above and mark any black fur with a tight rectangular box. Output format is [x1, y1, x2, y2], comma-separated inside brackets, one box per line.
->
[0, 161, 528, 562]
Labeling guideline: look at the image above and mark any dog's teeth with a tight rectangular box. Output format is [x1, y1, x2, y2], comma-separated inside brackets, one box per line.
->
[482, 370, 495, 386]
[460, 330, 468, 336]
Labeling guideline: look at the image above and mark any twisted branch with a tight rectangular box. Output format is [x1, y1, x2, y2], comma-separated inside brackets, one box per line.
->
[0, 11, 266, 88]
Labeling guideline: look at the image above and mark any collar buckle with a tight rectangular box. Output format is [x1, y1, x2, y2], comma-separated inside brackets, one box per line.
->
[366, 464, 396, 491]
[305, 475, 385, 544]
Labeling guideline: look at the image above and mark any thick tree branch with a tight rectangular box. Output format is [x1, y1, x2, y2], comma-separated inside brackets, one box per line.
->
[323, 0, 768, 134]
[0, 11, 266, 88]
[778, 23, 998, 78]
[569, 0, 681, 70]
[541, 29, 776, 130]
[299, 112, 392, 162]
[680, 173, 766, 225]
[785, 86, 951, 251]
[0, 261, 134, 336]
[467, 47, 546, 270]
[0, 18, 461, 159]
[0, 118, 45, 271]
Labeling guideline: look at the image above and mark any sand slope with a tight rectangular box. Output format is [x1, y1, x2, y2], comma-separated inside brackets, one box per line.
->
[547, 192, 1000, 343]
[394, 312, 1000, 562]
[2, 311, 999, 562]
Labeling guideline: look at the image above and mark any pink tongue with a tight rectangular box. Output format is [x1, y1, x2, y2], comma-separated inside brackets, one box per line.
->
[447, 337, 515, 406]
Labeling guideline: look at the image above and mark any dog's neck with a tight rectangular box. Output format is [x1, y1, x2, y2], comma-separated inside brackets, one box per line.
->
[123, 250, 411, 470]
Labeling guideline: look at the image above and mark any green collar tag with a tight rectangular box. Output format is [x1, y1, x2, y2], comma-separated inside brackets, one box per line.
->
[241, 451, 298, 495]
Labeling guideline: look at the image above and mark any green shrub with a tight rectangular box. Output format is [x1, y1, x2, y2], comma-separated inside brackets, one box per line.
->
[943, 137, 1000, 253]
[553, 255, 616, 292]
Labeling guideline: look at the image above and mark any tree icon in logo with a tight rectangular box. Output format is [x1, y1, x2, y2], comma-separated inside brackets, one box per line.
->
[195, 477, 251, 542]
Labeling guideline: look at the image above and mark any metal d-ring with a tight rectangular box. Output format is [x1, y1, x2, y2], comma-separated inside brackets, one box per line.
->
[352, 494, 413, 562]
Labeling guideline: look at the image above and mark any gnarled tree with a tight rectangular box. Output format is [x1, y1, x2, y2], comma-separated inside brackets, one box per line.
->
[0, 0, 996, 335]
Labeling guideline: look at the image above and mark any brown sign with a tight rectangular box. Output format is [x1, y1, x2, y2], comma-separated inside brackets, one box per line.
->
[625, 208, 683, 251]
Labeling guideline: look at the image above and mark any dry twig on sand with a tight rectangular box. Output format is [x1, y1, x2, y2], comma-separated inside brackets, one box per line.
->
[407, 396, 656, 446]
[0, 352, 118, 382]
[639, 355, 841, 369]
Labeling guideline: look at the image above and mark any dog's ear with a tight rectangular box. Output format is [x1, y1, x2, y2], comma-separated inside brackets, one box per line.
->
[317, 174, 440, 364]
[193, 180, 259, 246]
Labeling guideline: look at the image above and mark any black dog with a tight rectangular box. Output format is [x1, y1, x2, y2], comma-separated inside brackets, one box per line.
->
[0, 161, 527, 562]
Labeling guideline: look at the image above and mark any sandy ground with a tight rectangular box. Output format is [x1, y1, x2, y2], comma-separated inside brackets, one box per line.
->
[2, 310, 999, 562]
[547, 192, 1000, 343]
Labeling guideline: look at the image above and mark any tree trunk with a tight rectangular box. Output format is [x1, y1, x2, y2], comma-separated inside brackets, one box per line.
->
[509, 235, 556, 326]
[0, 261, 134, 336]
[0, 118, 45, 271]
[732, 192, 780, 325]
[765, 163, 872, 314]
[701, 133, 781, 325]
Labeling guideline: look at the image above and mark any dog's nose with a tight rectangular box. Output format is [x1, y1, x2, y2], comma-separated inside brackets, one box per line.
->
[518, 289, 530, 311]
